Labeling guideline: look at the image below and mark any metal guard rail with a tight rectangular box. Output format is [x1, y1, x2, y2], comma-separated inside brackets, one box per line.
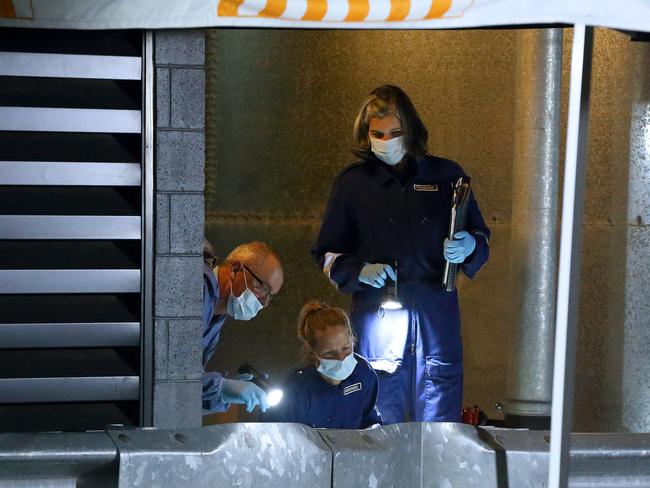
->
[0, 422, 649, 487]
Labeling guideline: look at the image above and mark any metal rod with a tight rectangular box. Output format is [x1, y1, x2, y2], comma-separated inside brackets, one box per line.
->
[140, 30, 155, 427]
[548, 24, 594, 488]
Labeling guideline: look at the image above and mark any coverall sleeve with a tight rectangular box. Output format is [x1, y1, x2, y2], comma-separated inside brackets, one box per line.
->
[311, 174, 365, 293]
[202, 371, 230, 413]
[460, 189, 491, 279]
[360, 371, 383, 428]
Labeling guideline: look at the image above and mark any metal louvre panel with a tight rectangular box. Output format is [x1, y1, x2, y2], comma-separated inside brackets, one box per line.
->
[0, 323, 140, 349]
[0, 269, 140, 294]
[0, 29, 147, 431]
[0, 377, 140, 403]
[0, 161, 141, 186]
[0, 107, 141, 133]
[0, 51, 142, 80]
[0, 216, 141, 239]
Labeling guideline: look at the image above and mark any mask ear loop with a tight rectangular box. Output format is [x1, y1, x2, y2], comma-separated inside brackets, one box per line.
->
[232, 264, 249, 298]
[242, 266, 249, 290]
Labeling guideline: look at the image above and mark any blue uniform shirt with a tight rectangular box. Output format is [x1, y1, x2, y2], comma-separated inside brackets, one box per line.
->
[202, 263, 229, 412]
[267, 354, 382, 429]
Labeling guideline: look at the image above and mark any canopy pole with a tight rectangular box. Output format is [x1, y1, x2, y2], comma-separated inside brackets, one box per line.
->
[547, 24, 594, 488]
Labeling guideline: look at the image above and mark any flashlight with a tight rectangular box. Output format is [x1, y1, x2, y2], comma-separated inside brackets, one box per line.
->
[238, 363, 284, 407]
[379, 261, 402, 317]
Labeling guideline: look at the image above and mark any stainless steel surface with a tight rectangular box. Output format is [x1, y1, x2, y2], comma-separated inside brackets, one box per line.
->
[0, 269, 140, 294]
[0, 376, 140, 403]
[0, 51, 141, 79]
[549, 24, 594, 488]
[109, 423, 332, 488]
[0, 215, 141, 239]
[0, 107, 141, 133]
[140, 30, 154, 427]
[0, 431, 118, 488]
[0, 161, 141, 186]
[506, 28, 563, 419]
[0, 323, 140, 349]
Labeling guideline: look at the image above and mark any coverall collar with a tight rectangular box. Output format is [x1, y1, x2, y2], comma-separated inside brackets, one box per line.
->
[365, 153, 417, 187]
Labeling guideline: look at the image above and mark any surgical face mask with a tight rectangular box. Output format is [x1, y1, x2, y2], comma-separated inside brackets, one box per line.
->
[227, 268, 263, 321]
[317, 353, 358, 381]
[370, 135, 406, 166]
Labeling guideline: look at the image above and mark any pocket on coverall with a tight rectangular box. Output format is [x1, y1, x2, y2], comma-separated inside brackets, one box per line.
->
[424, 356, 463, 419]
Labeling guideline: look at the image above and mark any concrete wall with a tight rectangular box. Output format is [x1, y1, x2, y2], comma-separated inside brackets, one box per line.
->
[152, 30, 206, 428]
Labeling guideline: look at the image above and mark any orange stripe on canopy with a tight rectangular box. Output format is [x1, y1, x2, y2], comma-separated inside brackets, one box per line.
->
[425, 0, 451, 18]
[387, 0, 409, 21]
[217, 0, 245, 17]
[259, 0, 287, 17]
[345, 0, 369, 21]
[302, 0, 328, 20]
[0, 0, 17, 18]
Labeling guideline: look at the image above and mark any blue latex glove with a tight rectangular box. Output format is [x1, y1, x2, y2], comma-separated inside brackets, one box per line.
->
[358, 262, 397, 288]
[443, 231, 476, 264]
[221, 374, 269, 413]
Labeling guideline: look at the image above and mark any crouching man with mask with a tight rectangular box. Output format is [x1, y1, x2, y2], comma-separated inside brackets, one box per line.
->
[266, 301, 382, 429]
[202, 239, 284, 414]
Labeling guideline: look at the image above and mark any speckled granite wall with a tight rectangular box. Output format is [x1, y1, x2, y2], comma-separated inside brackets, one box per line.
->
[203, 28, 650, 431]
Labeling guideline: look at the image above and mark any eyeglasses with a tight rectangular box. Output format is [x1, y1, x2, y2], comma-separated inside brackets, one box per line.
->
[242, 265, 273, 306]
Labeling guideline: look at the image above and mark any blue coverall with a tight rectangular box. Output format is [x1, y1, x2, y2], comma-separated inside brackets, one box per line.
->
[267, 354, 382, 429]
[202, 263, 229, 412]
[312, 154, 490, 423]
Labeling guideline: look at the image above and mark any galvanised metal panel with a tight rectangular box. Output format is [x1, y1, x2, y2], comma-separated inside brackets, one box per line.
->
[0, 376, 140, 403]
[318, 423, 422, 488]
[0, 323, 140, 349]
[0, 107, 141, 133]
[482, 427, 549, 488]
[109, 423, 332, 488]
[0, 215, 141, 239]
[484, 427, 650, 487]
[0, 269, 140, 294]
[0, 425, 648, 486]
[0, 51, 142, 80]
[420, 422, 500, 487]
[320, 422, 500, 488]
[0, 162, 141, 186]
[0, 431, 118, 487]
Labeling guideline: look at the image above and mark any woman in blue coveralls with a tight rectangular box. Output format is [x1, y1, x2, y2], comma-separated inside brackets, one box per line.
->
[268, 301, 382, 429]
[311, 85, 490, 424]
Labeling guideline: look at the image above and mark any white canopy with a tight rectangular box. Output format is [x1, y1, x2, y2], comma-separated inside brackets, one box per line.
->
[1, 0, 649, 31]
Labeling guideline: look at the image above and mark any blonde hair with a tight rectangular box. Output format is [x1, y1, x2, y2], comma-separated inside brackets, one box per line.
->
[297, 301, 355, 365]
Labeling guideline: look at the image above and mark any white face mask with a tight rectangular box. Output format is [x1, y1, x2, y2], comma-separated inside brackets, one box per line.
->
[227, 268, 263, 321]
[370, 135, 406, 166]
[317, 352, 358, 381]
